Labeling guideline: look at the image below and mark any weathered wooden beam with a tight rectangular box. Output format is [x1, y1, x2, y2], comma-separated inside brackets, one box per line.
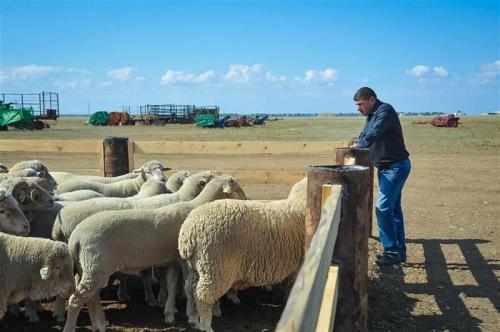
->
[276, 184, 342, 332]
[133, 140, 348, 155]
[315, 265, 340, 332]
[0, 139, 101, 153]
[102, 137, 130, 177]
[335, 147, 374, 236]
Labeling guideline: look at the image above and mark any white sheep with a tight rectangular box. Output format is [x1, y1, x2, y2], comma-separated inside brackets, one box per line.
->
[165, 170, 190, 193]
[54, 189, 104, 201]
[54, 160, 170, 196]
[178, 177, 308, 332]
[63, 176, 249, 332]
[50, 171, 138, 185]
[52, 171, 213, 244]
[0, 188, 31, 236]
[0, 233, 75, 321]
[9, 160, 58, 191]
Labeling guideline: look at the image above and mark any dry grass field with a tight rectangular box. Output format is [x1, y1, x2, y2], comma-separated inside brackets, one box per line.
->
[1, 116, 499, 331]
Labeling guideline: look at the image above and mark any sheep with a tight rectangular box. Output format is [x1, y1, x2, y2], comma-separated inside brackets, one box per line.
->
[52, 171, 213, 245]
[54, 189, 104, 202]
[62, 175, 248, 332]
[0, 233, 75, 321]
[0, 164, 8, 173]
[166, 170, 190, 193]
[54, 160, 170, 196]
[178, 177, 308, 332]
[0, 188, 31, 236]
[9, 160, 58, 191]
[50, 171, 138, 185]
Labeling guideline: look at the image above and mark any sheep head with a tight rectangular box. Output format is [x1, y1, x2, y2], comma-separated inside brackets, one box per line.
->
[9, 160, 58, 191]
[209, 176, 250, 200]
[0, 189, 30, 236]
[133, 160, 171, 182]
[40, 243, 76, 298]
[166, 170, 190, 192]
[4, 177, 54, 212]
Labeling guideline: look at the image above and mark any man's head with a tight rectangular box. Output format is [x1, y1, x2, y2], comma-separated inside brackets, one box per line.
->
[353, 87, 378, 116]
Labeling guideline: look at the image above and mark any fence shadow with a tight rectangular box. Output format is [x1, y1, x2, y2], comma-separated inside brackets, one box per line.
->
[369, 238, 499, 331]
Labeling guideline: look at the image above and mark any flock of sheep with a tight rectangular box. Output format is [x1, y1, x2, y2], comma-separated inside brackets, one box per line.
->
[0, 159, 308, 332]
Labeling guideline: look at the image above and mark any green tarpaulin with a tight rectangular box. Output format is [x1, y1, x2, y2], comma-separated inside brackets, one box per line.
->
[194, 114, 218, 128]
[89, 111, 109, 126]
[0, 102, 34, 127]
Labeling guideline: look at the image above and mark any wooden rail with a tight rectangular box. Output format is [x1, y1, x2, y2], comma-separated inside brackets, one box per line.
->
[276, 184, 342, 332]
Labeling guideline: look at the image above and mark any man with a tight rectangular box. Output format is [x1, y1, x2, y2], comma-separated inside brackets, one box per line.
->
[350, 87, 411, 265]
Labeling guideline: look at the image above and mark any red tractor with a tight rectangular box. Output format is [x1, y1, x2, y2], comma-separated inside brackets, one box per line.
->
[431, 114, 460, 127]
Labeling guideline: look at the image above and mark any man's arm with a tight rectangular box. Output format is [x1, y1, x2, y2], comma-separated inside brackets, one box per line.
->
[357, 107, 394, 148]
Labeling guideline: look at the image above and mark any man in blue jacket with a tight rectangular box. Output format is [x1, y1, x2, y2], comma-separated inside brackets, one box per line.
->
[350, 87, 411, 265]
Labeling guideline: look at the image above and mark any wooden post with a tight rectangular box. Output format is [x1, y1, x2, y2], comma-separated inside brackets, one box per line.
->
[335, 147, 374, 237]
[305, 165, 370, 331]
[102, 137, 129, 177]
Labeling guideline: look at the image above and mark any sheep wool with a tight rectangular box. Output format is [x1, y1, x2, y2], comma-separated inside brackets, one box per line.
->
[178, 177, 307, 332]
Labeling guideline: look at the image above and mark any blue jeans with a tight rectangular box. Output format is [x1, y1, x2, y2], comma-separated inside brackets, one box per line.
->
[376, 159, 411, 261]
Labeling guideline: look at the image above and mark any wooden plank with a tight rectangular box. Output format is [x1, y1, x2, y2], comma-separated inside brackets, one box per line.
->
[276, 185, 342, 332]
[164, 169, 306, 185]
[315, 265, 340, 332]
[0, 139, 102, 154]
[133, 140, 348, 155]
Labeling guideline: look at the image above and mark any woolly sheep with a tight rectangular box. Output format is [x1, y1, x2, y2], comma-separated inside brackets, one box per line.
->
[52, 171, 213, 244]
[0, 189, 30, 236]
[62, 175, 248, 332]
[165, 170, 190, 193]
[50, 171, 138, 185]
[9, 160, 58, 191]
[178, 177, 307, 332]
[0, 177, 54, 219]
[54, 189, 105, 202]
[0, 233, 75, 321]
[55, 160, 170, 196]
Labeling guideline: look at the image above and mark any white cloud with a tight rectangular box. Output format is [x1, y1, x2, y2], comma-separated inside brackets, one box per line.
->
[0, 64, 89, 83]
[53, 78, 92, 90]
[406, 65, 430, 77]
[473, 60, 500, 85]
[107, 67, 136, 82]
[265, 71, 287, 83]
[135, 76, 145, 81]
[160, 69, 215, 85]
[223, 64, 262, 83]
[296, 68, 338, 84]
[433, 66, 448, 77]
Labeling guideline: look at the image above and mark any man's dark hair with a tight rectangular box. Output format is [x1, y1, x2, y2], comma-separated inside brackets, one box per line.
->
[353, 87, 377, 101]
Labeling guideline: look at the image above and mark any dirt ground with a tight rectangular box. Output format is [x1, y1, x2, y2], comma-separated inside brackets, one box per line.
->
[1, 116, 499, 331]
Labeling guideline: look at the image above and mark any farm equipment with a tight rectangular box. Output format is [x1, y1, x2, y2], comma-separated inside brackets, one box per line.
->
[136, 104, 219, 125]
[431, 114, 460, 127]
[0, 91, 59, 130]
[88, 111, 109, 126]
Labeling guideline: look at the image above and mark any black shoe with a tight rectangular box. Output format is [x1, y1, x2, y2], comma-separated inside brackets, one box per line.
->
[376, 253, 406, 263]
[376, 255, 401, 266]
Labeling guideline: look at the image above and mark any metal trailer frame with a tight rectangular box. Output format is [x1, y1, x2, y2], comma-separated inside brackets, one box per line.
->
[0, 91, 60, 120]
[137, 104, 219, 124]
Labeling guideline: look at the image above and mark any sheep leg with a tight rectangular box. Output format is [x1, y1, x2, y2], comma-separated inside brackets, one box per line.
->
[212, 300, 222, 318]
[8, 303, 20, 317]
[86, 291, 108, 332]
[226, 289, 241, 304]
[141, 269, 157, 307]
[163, 266, 179, 323]
[184, 270, 199, 327]
[195, 297, 214, 332]
[116, 273, 130, 301]
[64, 273, 105, 332]
[156, 267, 167, 306]
[52, 295, 67, 322]
[24, 299, 40, 322]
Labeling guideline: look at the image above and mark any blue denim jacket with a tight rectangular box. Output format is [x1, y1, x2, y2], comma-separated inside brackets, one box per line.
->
[357, 100, 409, 167]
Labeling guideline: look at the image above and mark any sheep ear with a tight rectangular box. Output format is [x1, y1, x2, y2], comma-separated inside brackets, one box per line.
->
[132, 167, 143, 173]
[40, 266, 50, 280]
[222, 184, 232, 194]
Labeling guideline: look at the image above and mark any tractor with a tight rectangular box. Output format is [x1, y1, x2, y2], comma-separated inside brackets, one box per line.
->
[430, 114, 460, 128]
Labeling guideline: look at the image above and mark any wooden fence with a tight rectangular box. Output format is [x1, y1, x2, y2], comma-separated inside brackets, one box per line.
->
[0, 138, 348, 184]
[0, 138, 372, 331]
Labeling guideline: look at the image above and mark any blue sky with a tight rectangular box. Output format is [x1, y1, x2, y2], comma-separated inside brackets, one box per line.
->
[1, 0, 499, 115]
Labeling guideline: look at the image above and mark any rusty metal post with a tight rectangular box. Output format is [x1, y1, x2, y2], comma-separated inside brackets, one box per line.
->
[103, 137, 129, 177]
[305, 165, 370, 332]
[335, 147, 374, 237]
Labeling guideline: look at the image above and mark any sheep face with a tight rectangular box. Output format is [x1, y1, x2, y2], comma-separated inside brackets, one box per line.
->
[0, 190, 30, 236]
[40, 244, 76, 298]
[10, 160, 58, 191]
[134, 160, 171, 182]
[13, 178, 54, 211]
[218, 176, 249, 200]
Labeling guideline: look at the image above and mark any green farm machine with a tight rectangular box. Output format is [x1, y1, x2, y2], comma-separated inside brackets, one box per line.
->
[0, 91, 59, 130]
